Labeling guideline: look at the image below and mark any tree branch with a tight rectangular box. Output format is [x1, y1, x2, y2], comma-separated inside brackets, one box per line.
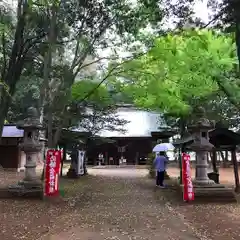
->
[4, 0, 28, 86]
[202, 6, 227, 29]
[72, 18, 114, 78]
[214, 75, 240, 109]
[79, 57, 113, 70]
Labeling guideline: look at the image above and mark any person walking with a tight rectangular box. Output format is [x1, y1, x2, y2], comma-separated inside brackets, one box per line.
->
[153, 151, 168, 188]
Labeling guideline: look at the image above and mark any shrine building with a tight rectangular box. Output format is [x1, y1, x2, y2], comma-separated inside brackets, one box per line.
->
[85, 105, 176, 165]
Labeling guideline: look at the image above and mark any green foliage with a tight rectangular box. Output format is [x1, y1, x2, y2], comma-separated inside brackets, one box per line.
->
[147, 153, 156, 178]
[113, 29, 236, 116]
[7, 76, 42, 122]
[71, 80, 113, 106]
[0, 0, 168, 139]
[69, 80, 128, 135]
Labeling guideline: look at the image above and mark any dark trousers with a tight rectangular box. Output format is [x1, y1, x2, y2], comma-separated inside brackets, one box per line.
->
[156, 170, 165, 186]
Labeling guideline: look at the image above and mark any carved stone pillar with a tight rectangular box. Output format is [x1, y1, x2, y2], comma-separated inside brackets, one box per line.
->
[18, 107, 43, 187]
[9, 107, 44, 195]
[187, 107, 215, 186]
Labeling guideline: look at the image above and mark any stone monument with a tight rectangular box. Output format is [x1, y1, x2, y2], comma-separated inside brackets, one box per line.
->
[185, 107, 236, 201]
[67, 144, 79, 178]
[187, 107, 215, 185]
[67, 143, 87, 178]
[8, 107, 44, 196]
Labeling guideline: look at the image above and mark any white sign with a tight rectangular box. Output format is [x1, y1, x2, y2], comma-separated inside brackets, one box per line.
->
[77, 150, 85, 175]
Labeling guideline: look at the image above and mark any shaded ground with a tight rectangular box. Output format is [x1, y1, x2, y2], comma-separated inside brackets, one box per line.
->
[1, 167, 240, 239]
[44, 171, 199, 240]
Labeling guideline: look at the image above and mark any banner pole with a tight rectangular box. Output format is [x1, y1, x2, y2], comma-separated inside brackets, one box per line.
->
[42, 154, 47, 201]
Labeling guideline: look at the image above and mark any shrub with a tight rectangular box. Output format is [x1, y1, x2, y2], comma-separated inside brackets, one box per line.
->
[147, 153, 156, 178]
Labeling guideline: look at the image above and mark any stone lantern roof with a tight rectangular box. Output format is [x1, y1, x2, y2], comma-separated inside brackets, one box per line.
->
[17, 107, 44, 130]
[188, 107, 214, 132]
[173, 107, 215, 151]
[188, 118, 213, 132]
[187, 107, 214, 151]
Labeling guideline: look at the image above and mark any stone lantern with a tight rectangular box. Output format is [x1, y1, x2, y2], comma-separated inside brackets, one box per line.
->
[9, 107, 44, 195]
[187, 107, 215, 185]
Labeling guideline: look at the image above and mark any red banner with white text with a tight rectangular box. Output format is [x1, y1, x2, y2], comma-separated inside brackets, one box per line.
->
[44, 150, 61, 197]
[182, 153, 194, 202]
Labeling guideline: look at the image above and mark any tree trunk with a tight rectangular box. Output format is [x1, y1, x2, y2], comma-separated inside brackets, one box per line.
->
[44, 4, 57, 149]
[40, 3, 58, 180]
[47, 109, 54, 148]
[0, 1, 29, 139]
[0, 92, 10, 141]
[233, 0, 240, 68]
[211, 150, 218, 173]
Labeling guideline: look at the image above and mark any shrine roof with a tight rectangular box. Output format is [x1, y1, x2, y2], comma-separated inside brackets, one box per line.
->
[60, 129, 92, 140]
[209, 128, 240, 147]
[173, 136, 194, 147]
[2, 125, 24, 138]
[97, 108, 167, 138]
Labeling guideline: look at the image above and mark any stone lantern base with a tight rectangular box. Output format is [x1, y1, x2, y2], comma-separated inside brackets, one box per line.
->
[180, 184, 236, 202]
[192, 179, 215, 186]
[193, 184, 236, 202]
[66, 168, 79, 178]
[8, 181, 43, 198]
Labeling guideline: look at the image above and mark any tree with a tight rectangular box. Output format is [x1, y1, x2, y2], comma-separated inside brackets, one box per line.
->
[7, 76, 42, 123]
[0, 1, 48, 136]
[0, 0, 166, 144]
[175, 1, 240, 110]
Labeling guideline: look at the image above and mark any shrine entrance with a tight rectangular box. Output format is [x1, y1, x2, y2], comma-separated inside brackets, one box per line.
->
[116, 137, 153, 165]
[87, 137, 152, 165]
[86, 130, 177, 166]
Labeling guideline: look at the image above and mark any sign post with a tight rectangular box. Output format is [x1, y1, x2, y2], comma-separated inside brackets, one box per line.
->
[77, 150, 85, 175]
[44, 150, 61, 197]
[182, 153, 194, 202]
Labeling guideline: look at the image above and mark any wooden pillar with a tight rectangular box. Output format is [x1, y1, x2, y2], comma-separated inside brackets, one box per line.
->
[60, 144, 66, 177]
[105, 151, 108, 165]
[212, 150, 218, 173]
[231, 148, 240, 193]
[135, 151, 139, 165]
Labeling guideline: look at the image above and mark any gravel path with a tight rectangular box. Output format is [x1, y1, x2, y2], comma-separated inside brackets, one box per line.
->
[45, 168, 199, 240]
[2, 167, 239, 240]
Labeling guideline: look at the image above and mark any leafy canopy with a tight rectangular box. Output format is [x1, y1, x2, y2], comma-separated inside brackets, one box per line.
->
[113, 29, 236, 116]
[71, 80, 113, 106]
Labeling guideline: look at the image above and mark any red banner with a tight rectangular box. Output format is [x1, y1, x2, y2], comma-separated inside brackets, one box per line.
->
[182, 153, 194, 202]
[44, 150, 61, 197]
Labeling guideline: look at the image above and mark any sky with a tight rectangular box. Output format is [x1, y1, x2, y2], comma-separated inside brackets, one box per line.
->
[5, 0, 211, 23]
[194, 0, 210, 22]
